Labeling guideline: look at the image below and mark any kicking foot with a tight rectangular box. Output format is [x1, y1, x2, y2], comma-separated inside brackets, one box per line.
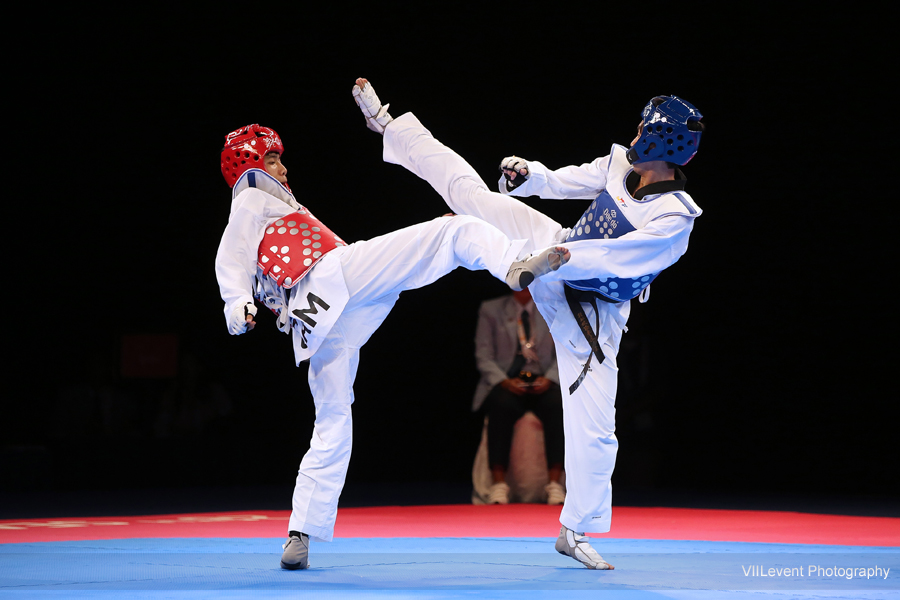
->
[352, 78, 393, 134]
[554, 525, 614, 570]
[280, 532, 310, 570]
[505, 246, 570, 291]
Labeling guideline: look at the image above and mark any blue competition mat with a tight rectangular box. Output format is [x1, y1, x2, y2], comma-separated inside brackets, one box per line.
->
[1, 537, 898, 599]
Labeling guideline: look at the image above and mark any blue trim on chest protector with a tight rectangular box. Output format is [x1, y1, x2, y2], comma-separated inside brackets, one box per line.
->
[564, 190, 658, 301]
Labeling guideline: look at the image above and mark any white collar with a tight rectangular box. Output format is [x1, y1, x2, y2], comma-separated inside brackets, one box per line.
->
[232, 168, 300, 210]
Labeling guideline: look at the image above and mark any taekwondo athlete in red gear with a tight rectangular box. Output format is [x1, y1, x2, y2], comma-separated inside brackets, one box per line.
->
[353, 79, 704, 570]
[214, 124, 570, 570]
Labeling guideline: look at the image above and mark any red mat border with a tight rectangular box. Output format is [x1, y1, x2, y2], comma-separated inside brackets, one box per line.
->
[1, 505, 897, 546]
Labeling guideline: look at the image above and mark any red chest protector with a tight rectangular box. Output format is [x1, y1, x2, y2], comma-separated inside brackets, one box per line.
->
[257, 209, 347, 288]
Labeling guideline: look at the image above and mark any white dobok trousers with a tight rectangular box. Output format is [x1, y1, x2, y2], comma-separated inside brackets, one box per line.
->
[290, 214, 525, 541]
[384, 113, 628, 534]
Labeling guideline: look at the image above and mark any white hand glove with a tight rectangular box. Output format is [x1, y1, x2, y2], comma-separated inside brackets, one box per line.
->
[499, 156, 529, 191]
[352, 78, 393, 134]
[228, 302, 258, 335]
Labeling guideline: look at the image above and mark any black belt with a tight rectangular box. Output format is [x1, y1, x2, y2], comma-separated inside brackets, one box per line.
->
[563, 285, 606, 394]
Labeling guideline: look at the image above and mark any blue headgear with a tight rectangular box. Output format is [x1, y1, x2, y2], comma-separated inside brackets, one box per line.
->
[626, 96, 703, 166]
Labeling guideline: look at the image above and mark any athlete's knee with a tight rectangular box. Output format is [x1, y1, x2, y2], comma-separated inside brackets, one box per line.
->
[447, 213, 482, 227]
[597, 431, 618, 449]
[437, 213, 485, 238]
[447, 172, 489, 203]
[313, 402, 353, 441]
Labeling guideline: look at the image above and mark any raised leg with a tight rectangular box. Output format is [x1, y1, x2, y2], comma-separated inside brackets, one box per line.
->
[338, 215, 526, 310]
[382, 112, 564, 254]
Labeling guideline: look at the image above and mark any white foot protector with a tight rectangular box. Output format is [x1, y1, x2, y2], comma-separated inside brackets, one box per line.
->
[280, 533, 310, 570]
[352, 77, 393, 134]
[554, 525, 614, 570]
[505, 246, 570, 291]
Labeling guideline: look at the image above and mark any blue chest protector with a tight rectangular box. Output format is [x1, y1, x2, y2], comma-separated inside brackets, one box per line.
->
[563, 144, 701, 302]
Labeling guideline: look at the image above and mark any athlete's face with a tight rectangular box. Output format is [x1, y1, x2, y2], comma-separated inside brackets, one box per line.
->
[264, 152, 288, 185]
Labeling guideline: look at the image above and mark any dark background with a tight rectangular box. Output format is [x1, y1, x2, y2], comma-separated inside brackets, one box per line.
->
[3, 8, 895, 517]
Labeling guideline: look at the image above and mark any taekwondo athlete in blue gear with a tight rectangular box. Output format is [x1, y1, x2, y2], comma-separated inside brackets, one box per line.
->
[551, 96, 703, 394]
[357, 82, 705, 570]
[563, 96, 702, 302]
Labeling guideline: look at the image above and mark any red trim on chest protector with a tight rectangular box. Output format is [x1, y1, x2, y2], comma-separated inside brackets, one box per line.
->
[258, 210, 346, 288]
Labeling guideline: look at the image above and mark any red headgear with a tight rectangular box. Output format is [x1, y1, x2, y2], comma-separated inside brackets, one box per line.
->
[220, 124, 286, 189]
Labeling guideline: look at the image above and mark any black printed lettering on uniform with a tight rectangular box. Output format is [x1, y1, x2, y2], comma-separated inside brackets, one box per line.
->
[299, 322, 312, 349]
[292, 293, 331, 328]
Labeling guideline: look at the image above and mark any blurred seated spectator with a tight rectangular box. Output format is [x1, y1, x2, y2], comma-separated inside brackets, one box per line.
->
[471, 288, 565, 505]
